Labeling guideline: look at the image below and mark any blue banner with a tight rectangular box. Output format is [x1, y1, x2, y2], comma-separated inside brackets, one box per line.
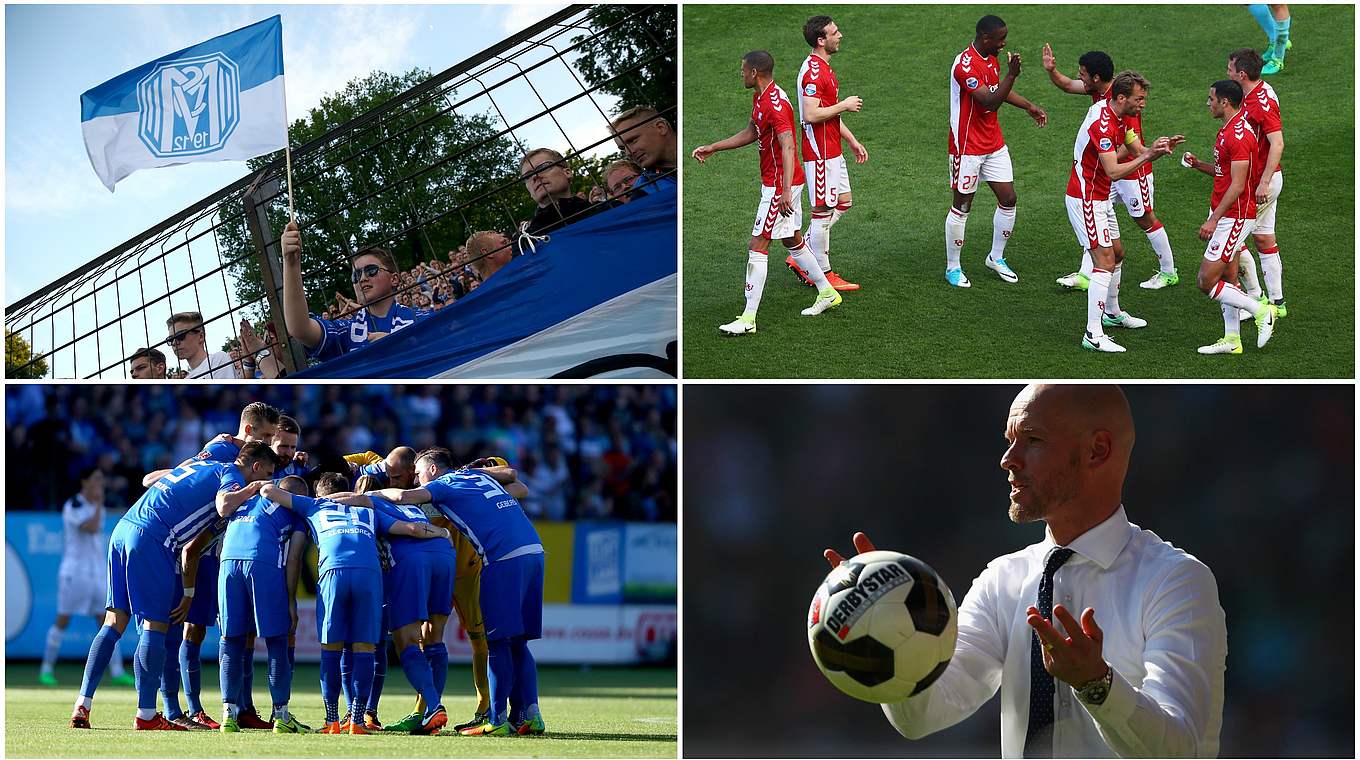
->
[570, 522, 676, 604]
[294, 186, 678, 379]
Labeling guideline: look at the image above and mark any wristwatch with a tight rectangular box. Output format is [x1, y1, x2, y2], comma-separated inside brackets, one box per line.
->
[1075, 663, 1113, 706]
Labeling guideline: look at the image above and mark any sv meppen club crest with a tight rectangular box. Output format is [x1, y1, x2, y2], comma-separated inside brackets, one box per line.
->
[136, 52, 241, 158]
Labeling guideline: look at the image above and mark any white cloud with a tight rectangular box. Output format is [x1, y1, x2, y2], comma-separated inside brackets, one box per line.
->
[284, 5, 425, 120]
[495, 3, 568, 34]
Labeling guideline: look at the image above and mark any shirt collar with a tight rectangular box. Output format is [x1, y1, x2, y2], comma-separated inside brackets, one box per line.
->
[1041, 504, 1133, 570]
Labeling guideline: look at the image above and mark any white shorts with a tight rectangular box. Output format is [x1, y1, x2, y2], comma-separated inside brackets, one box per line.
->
[57, 570, 106, 617]
[1112, 174, 1155, 218]
[751, 184, 804, 240]
[1254, 171, 1283, 236]
[1203, 216, 1256, 263]
[1065, 196, 1119, 250]
[949, 146, 1013, 193]
[804, 155, 851, 208]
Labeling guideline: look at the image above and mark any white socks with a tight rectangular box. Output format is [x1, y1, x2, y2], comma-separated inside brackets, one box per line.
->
[42, 625, 63, 674]
[743, 250, 767, 317]
[805, 211, 835, 272]
[1221, 303, 1241, 336]
[1106, 265, 1123, 315]
[946, 207, 968, 270]
[1259, 246, 1283, 300]
[1144, 223, 1175, 273]
[1238, 249, 1263, 298]
[788, 241, 831, 290]
[1079, 251, 1094, 276]
[1087, 269, 1113, 336]
[988, 205, 1015, 262]
[1212, 280, 1261, 313]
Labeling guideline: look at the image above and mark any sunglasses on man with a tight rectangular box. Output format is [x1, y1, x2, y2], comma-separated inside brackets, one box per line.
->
[352, 263, 393, 283]
[167, 327, 202, 344]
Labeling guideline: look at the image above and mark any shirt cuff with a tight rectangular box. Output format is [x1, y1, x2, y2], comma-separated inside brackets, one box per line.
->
[1078, 664, 1136, 727]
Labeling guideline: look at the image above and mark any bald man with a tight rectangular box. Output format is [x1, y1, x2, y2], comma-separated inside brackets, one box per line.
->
[464, 232, 514, 282]
[825, 384, 1227, 758]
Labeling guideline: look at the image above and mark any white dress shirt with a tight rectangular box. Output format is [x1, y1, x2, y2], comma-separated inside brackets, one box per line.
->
[883, 505, 1227, 758]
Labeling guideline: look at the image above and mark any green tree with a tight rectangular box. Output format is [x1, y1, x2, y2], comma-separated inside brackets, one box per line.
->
[6, 329, 48, 378]
[572, 5, 677, 115]
[221, 68, 526, 317]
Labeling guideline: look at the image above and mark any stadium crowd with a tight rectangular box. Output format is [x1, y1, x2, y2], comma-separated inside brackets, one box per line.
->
[6, 384, 676, 523]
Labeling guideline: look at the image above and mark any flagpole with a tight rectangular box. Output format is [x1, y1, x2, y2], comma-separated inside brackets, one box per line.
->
[284, 143, 296, 223]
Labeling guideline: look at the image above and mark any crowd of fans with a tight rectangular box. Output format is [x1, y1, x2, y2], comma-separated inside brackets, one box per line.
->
[7, 384, 676, 523]
[122, 106, 677, 378]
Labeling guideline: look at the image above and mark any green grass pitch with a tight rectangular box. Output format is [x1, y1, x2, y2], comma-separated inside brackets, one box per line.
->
[682, 4, 1354, 378]
[5, 663, 676, 758]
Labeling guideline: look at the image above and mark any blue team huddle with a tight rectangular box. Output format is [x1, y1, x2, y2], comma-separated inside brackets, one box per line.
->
[70, 401, 547, 737]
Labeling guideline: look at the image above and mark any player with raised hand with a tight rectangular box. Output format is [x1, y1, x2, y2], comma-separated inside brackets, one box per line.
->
[259, 472, 452, 735]
[945, 15, 1047, 288]
[1043, 46, 1179, 292]
[1064, 71, 1180, 353]
[215, 475, 312, 733]
[1227, 48, 1288, 317]
[1180, 80, 1277, 355]
[360, 449, 544, 736]
[39, 466, 135, 689]
[69, 442, 279, 731]
[692, 50, 841, 336]
[789, 14, 865, 293]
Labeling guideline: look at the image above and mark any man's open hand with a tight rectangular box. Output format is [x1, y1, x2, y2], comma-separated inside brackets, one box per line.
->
[1026, 603, 1108, 688]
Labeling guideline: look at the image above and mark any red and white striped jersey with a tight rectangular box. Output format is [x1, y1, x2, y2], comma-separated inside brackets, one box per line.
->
[752, 81, 806, 188]
[797, 53, 843, 161]
[1066, 100, 1122, 201]
[1211, 109, 1259, 219]
[948, 44, 1004, 156]
[1240, 80, 1283, 175]
[1093, 88, 1151, 180]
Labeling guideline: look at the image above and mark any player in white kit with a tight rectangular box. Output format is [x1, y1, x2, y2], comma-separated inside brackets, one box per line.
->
[39, 467, 133, 687]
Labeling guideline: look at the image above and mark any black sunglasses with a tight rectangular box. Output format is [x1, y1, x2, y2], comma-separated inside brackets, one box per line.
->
[167, 328, 202, 344]
[351, 264, 392, 283]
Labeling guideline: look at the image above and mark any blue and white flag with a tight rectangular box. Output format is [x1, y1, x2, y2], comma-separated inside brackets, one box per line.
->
[80, 15, 287, 191]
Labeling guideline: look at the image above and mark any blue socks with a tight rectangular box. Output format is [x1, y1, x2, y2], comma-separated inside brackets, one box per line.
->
[241, 644, 256, 712]
[320, 649, 341, 724]
[79, 625, 122, 699]
[220, 635, 246, 709]
[351, 651, 375, 723]
[425, 642, 448, 698]
[265, 636, 291, 709]
[135, 629, 167, 711]
[1249, 4, 1276, 40]
[399, 644, 441, 715]
[1275, 16, 1290, 52]
[339, 646, 354, 715]
[487, 638, 513, 725]
[180, 638, 203, 715]
[367, 642, 386, 716]
[509, 638, 538, 724]
[159, 625, 184, 718]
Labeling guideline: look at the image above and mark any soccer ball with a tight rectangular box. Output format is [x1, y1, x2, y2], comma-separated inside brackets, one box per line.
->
[807, 550, 958, 703]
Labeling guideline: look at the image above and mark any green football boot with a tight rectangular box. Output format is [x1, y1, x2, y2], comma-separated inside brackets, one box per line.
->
[220, 716, 241, 733]
[384, 711, 424, 732]
[273, 714, 311, 734]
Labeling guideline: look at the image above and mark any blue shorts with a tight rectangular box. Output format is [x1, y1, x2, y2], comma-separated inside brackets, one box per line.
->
[106, 520, 177, 624]
[480, 552, 544, 642]
[316, 568, 382, 645]
[385, 552, 455, 631]
[219, 560, 291, 638]
[185, 553, 220, 627]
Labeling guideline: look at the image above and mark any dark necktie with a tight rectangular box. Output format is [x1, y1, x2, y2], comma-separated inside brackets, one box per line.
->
[1024, 546, 1076, 758]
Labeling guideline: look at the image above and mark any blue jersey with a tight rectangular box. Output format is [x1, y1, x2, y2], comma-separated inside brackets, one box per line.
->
[422, 470, 541, 564]
[275, 459, 312, 479]
[123, 460, 247, 552]
[195, 434, 241, 464]
[307, 303, 429, 361]
[222, 493, 307, 568]
[632, 168, 677, 195]
[370, 497, 454, 563]
[291, 494, 397, 574]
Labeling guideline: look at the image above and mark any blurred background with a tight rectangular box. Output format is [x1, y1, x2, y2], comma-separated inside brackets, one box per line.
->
[7, 383, 676, 669]
[684, 384, 1353, 758]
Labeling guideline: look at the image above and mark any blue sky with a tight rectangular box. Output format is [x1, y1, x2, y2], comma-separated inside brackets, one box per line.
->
[4, 3, 624, 306]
